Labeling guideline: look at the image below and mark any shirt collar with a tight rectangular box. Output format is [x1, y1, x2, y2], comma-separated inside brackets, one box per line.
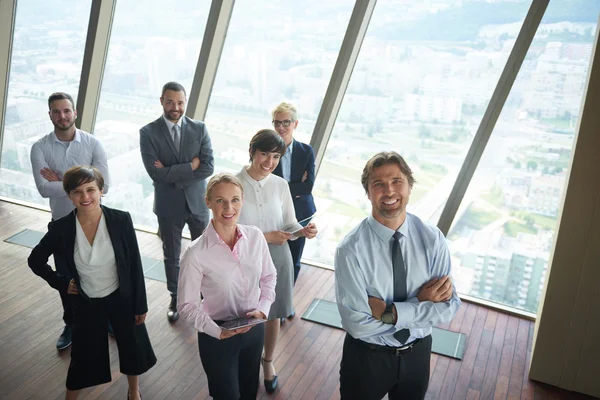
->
[366, 213, 410, 243]
[52, 129, 81, 143]
[205, 220, 244, 249]
[239, 166, 270, 188]
[162, 115, 182, 131]
[284, 140, 294, 157]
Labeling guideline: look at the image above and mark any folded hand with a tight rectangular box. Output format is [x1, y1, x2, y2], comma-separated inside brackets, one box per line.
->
[67, 279, 79, 295]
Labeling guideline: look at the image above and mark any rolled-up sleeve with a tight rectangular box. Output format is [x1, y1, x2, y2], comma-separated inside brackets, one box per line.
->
[91, 138, 110, 194]
[30, 142, 67, 199]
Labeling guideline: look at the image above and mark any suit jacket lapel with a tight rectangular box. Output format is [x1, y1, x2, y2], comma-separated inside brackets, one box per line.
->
[179, 117, 187, 160]
[64, 212, 77, 274]
[102, 206, 124, 267]
[158, 117, 180, 161]
[274, 160, 283, 177]
[290, 141, 303, 182]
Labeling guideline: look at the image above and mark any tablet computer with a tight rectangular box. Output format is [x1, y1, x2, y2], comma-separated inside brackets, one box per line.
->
[284, 212, 317, 234]
[217, 317, 267, 331]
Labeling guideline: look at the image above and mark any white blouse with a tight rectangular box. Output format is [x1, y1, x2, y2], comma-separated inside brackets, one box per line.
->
[236, 167, 303, 235]
[74, 213, 120, 298]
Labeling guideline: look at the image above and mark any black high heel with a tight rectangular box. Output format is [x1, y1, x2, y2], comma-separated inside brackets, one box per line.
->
[262, 357, 278, 393]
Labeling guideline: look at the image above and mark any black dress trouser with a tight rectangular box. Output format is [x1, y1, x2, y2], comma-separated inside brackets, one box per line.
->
[197, 323, 265, 400]
[53, 251, 73, 325]
[157, 210, 207, 296]
[339, 334, 432, 400]
[66, 290, 156, 390]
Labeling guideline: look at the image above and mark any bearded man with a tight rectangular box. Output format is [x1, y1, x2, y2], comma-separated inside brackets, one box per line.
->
[30, 91, 110, 350]
[334, 151, 460, 400]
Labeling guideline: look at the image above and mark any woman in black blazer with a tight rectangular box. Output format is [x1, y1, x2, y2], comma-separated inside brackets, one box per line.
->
[28, 166, 156, 400]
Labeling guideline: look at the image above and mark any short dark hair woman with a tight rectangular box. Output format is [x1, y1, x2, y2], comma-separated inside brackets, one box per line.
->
[236, 129, 318, 393]
[28, 166, 156, 400]
[177, 173, 277, 399]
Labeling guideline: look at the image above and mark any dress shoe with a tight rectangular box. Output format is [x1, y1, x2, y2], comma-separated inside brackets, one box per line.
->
[167, 296, 179, 323]
[287, 310, 295, 319]
[108, 322, 114, 336]
[262, 358, 278, 393]
[56, 325, 72, 350]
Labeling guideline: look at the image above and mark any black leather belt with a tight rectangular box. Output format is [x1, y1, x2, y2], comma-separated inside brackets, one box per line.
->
[354, 335, 424, 356]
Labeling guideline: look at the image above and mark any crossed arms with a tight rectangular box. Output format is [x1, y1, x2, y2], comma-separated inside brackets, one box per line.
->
[335, 239, 461, 341]
[30, 140, 110, 198]
[139, 124, 214, 186]
[289, 146, 315, 198]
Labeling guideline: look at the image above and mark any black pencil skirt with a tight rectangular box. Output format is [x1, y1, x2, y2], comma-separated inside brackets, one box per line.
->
[65, 289, 157, 391]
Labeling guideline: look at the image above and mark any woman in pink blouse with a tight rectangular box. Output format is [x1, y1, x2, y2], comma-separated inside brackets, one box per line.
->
[177, 173, 277, 400]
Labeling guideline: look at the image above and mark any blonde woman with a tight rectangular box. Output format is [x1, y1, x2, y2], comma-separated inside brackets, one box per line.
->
[271, 101, 317, 288]
[178, 173, 277, 399]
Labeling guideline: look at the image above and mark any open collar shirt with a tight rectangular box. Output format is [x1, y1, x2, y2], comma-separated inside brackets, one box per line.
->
[280, 139, 294, 182]
[177, 221, 277, 339]
[29, 129, 110, 220]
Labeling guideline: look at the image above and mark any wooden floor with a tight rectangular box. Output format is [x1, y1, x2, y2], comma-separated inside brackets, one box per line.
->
[0, 200, 595, 400]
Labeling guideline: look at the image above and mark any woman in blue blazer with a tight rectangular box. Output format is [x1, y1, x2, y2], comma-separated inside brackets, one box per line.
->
[272, 102, 317, 287]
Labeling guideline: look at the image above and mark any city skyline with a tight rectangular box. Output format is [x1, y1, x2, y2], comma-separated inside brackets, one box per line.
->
[1, 0, 598, 314]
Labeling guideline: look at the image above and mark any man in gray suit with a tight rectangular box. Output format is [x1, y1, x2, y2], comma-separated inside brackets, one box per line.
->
[140, 81, 214, 322]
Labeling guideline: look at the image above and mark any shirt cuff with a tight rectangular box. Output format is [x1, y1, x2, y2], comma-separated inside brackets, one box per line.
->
[257, 299, 273, 320]
[393, 298, 418, 329]
[204, 320, 223, 339]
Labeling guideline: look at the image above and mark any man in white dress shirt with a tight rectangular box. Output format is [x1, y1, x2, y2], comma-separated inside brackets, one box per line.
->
[30, 92, 110, 350]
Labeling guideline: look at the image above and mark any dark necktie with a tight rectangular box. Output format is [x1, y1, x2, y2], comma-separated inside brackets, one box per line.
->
[392, 231, 410, 343]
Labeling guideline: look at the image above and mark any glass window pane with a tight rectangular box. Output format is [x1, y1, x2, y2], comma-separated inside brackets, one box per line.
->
[92, 0, 210, 230]
[304, 0, 531, 266]
[448, 4, 599, 313]
[204, 1, 354, 175]
[0, 1, 92, 206]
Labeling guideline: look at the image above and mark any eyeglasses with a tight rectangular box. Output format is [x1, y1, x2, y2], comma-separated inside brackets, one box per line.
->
[272, 119, 295, 128]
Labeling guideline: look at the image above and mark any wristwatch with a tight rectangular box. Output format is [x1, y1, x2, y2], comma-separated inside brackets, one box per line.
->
[381, 303, 394, 324]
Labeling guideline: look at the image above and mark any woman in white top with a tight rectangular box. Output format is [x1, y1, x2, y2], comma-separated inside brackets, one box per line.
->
[236, 129, 318, 393]
[28, 166, 155, 400]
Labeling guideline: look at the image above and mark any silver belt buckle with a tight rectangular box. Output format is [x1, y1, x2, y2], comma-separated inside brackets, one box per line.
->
[395, 347, 406, 355]
[394, 341, 415, 355]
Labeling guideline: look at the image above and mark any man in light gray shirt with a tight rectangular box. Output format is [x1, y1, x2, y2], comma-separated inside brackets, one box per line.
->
[30, 92, 110, 350]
